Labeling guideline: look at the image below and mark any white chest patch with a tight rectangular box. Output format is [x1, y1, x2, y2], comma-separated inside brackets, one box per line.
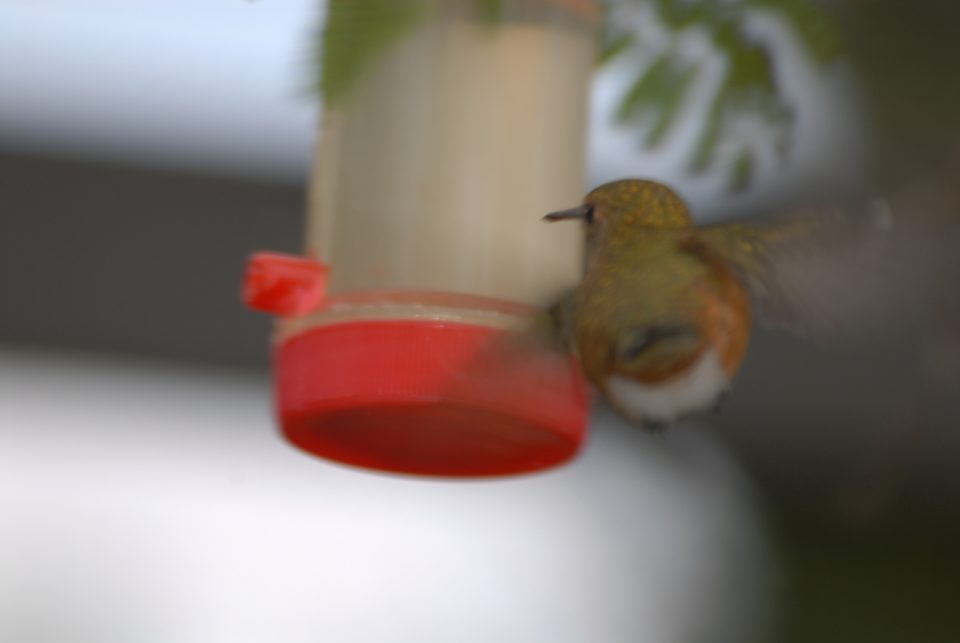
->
[605, 349, 729, 425]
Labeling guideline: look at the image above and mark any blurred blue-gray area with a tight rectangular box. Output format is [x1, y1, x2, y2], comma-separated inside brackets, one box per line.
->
[1, 2, 958, 642]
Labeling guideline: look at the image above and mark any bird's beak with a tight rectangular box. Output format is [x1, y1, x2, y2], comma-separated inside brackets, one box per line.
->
[543, 205, 588, 222]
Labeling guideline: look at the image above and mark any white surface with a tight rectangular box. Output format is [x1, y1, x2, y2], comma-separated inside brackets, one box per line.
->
[0, 348, 771, 643]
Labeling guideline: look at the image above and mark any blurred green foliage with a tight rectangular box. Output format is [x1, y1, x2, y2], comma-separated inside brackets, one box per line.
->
[318, 0, 843, 190]
[318, 0, 430, 103]
[604, 0, 843, 189]
[318, 0, 511, 104]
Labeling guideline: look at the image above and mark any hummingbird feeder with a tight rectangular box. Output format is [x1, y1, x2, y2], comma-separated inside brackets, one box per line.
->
[244, 0, 597, 477]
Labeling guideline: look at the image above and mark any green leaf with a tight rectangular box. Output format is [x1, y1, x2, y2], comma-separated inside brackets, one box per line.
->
[730, 150, 755, 192]
[600, 32, 634, 64]
[725, 37, 777, 91]
[320, 0, 430, 105]
[652, 0, 716, 30]
[749, 0, 843, 65]
[689, 87, 727, 173]
[617, 55, 669, 121]
[645, 65, 696, 146]
[617, 54, 696, 147]
[475, 0, 505, 25]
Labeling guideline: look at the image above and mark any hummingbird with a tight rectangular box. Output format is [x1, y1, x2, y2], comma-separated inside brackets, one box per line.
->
[539, 178, 951, 429]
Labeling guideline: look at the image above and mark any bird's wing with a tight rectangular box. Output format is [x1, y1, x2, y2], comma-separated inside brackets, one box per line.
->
[436, 288, 583, 409]
[690, 180, 959, 336]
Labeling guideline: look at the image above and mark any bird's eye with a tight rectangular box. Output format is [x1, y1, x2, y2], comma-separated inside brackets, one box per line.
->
[583, 204, 595, 224]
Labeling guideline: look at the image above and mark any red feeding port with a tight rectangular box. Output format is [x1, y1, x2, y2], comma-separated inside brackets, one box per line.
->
[243, 252, 328, 317]
[244, 253, 589, 478]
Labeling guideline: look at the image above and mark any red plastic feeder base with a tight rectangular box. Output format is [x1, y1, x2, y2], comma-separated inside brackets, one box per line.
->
[276, 320, 589, 477]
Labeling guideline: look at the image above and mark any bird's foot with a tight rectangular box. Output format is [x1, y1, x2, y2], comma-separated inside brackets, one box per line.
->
[641, 418, 671, 434]
[711, 387, 732, 413]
